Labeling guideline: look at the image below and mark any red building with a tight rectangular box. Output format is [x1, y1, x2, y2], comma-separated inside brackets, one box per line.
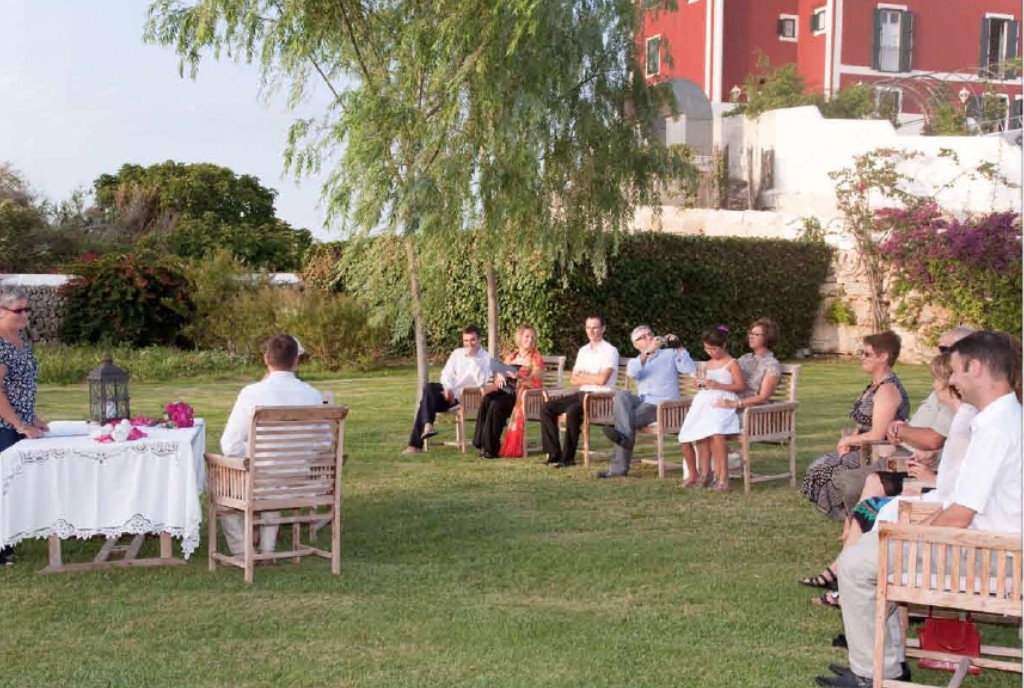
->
[640, 0, 1022, 128]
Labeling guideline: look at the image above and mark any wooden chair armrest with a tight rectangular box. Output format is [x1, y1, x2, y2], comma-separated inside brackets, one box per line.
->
[879, 522, 1023, 549]
[543, 387, 579, 401]
[896, 500, 943, 524]
[741, 400, 798, 417]
[205, 453, 248, 471]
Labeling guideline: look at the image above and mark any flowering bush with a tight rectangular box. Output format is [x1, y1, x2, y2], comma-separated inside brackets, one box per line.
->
[878, 204, 1022, 339]
[58, 253, 194, 347]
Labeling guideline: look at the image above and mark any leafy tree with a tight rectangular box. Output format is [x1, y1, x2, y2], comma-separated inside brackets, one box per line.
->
[146, 0, 691, 387]
[91, 161, 313, 270]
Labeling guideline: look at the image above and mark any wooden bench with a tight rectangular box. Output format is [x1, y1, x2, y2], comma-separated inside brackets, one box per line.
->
[874, 501, 1023, 686]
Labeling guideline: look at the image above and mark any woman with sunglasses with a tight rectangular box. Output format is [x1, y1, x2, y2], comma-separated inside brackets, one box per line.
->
[800, 331, 910, 521]
[0, 288, 47, 565]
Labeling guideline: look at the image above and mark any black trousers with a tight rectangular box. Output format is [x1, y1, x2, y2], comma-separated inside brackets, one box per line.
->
[539, 392, 585, 463]
[0, 427, 23, 560]
[472, 390, 517, 456]
[408, 382, 456, 448]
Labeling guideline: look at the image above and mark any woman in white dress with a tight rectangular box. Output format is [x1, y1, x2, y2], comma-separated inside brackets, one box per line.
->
[678, 326, 745, 491]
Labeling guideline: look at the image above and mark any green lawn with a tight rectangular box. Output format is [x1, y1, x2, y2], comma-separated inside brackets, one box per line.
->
[0, 362, 1018, 687]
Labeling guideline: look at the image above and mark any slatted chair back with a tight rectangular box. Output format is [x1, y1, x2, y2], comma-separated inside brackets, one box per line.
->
[541, 355, 566, 389]
[248, 406, 348, 510]
[774, 364, 799, 402]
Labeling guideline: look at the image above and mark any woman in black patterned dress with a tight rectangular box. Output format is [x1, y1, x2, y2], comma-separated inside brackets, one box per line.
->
[800, 331, 910, 521]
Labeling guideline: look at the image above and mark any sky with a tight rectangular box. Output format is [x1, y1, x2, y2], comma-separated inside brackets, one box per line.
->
[0, 0, 336, 239]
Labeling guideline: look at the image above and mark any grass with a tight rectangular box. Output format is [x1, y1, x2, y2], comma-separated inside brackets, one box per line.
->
[1, 361, 1019, 687]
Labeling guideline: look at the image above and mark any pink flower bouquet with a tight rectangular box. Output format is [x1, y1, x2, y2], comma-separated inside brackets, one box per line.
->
[164, 402, 195, 429]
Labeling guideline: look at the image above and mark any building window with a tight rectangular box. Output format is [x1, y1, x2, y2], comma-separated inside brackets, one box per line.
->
[874, 87, 902, 124]
[778, 15, 797, 41]
[810, 7, 827, 35]
[980, 17, 1020, 79]
[646, 36, 661, 77]
[1012, 97, 1023, 131]
[967, 92, 1011, 133]
[872, 8, 913, 73]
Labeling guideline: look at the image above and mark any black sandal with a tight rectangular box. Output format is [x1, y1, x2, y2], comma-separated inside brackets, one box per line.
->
[799, 566, 838, 591]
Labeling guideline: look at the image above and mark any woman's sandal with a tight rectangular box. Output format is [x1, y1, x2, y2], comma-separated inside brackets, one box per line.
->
[799, 566, 838, 591]
[682, 475, 703, 488]
[812, 590, 841, 609]
[709, 481, 729, 492]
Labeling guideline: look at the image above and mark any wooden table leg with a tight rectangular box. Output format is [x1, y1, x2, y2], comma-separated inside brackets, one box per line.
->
[45, 535, 64, 572]
[159, 532, 173, 559]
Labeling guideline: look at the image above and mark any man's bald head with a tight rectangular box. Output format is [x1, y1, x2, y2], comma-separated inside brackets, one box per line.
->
[938, 326, 976, 349]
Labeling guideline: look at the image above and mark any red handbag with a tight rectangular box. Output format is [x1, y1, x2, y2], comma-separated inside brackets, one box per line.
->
[917, 613, 982, 675]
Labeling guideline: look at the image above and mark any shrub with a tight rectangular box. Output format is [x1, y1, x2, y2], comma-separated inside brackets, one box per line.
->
[340, 232, 833, 360]
[58, 253, 194, 347]
[301, 242, 347, 293]
[878, 205, 1022, 340]
[34, 344, 262, 385]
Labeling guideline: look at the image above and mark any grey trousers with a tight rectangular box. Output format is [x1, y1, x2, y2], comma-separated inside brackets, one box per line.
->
[221, 512, 280, 556]
[837, 529, 906, 680]
[608, 390, 658, 476]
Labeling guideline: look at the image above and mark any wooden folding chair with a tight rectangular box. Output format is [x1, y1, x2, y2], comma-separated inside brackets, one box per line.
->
[205, 405, 349, 583]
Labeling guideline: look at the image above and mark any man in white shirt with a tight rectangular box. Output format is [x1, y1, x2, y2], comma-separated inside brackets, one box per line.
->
[540, 315, 619, 468]
[820, 331, 1022, 688]
[403, 326, 491, 455]
[220, 334, 324, 556]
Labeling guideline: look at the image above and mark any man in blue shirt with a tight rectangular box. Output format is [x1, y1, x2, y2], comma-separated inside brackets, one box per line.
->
[599, 325, 695, 478]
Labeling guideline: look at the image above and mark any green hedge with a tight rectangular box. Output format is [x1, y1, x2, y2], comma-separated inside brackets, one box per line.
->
[336, 233, 833, 360]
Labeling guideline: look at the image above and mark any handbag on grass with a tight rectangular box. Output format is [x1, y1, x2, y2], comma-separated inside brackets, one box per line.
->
[917, 611, 982, 675]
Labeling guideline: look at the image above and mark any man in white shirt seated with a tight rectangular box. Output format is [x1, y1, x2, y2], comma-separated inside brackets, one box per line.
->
[219, 334, 325, 557]
[402, 325, 491, 455]
[540, 314, 619, 468]
[819, 331, 1022, 688]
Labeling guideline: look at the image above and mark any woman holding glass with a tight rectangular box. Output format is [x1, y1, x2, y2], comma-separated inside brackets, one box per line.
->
[0, 287, 47, 565]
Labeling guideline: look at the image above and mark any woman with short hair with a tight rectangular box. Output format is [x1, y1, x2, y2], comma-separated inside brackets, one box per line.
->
[800, 331, 911, 520]
[0, 287, 47, 565]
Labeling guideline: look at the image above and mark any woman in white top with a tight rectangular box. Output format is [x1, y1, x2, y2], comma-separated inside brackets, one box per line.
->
[678, 326, 745, 491]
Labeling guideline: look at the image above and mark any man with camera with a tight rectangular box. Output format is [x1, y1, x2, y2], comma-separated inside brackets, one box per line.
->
[598, 325, 694, 478]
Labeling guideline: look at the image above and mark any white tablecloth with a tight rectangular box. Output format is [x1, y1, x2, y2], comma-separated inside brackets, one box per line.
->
[0, 421, 206, 558]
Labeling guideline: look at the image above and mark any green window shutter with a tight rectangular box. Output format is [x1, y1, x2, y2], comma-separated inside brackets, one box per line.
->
[979, 18, 991, 76]
[1007, 21, 1020, 78]
[872, 9, 882, 70]
[898, 11, 914, 72]
[1011, 98, 1022, 130]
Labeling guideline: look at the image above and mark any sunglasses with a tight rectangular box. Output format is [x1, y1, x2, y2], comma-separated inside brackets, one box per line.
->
[1, 307, 31, 314]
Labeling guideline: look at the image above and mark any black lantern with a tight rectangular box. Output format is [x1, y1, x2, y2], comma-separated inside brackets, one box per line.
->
[88, 354, 131, 423]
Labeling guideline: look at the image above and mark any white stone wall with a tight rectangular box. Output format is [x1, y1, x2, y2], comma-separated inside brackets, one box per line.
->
[718, 105, 1022, 219]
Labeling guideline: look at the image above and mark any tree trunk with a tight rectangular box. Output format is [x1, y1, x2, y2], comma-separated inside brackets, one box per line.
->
[404, 237, 429, 401]
[486, 263, 498, 356]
